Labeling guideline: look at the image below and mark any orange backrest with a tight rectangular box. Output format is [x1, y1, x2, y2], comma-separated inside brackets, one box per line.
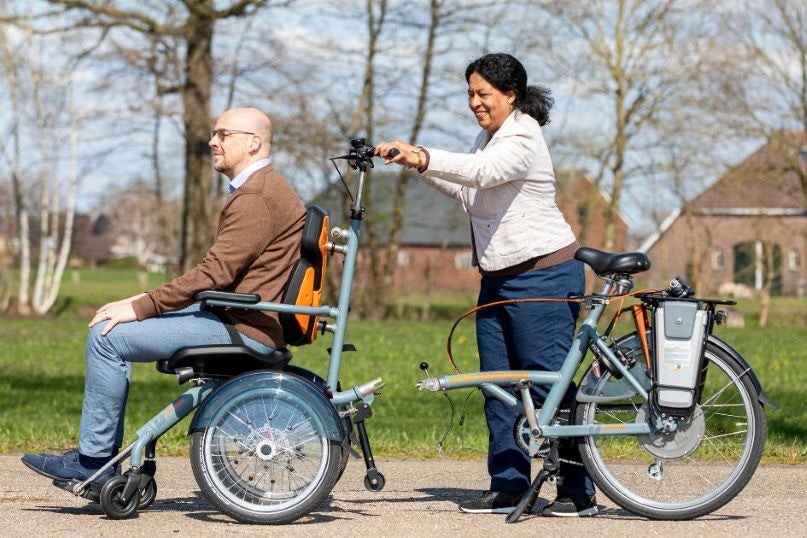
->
[279, 206, 329, 346]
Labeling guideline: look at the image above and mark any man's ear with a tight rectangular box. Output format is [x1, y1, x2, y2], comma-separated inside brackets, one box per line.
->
[251, 135, 264, 154]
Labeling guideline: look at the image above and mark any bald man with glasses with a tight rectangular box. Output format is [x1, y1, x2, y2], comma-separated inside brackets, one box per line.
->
[22, 107, 306, 491]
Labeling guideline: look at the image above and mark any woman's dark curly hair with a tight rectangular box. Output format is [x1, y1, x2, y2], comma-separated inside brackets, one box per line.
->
[465, 53, 553, 126]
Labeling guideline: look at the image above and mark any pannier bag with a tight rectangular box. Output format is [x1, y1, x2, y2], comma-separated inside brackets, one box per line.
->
[653, 300, 708, 412]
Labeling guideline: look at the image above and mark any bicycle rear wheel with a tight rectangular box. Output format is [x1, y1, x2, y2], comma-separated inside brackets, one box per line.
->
[576, 339, 766, 519]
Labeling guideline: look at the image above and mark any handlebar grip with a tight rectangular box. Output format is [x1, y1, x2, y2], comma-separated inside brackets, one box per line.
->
[386, 148, 400, 159]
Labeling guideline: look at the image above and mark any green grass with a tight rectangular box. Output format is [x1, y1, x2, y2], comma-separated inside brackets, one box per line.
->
[0, 270, 804, 464]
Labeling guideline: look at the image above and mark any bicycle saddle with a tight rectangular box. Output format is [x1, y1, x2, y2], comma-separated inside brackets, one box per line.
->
[574, 247, 651, 276]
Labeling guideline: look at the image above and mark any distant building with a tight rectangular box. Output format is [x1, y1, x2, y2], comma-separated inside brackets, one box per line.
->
[71, 214, 116, 268]
[640, 133, 807, 296]
[555, 169, 629, 253]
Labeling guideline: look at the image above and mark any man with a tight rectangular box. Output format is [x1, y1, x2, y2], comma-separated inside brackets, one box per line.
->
[22, 107, 306, 488]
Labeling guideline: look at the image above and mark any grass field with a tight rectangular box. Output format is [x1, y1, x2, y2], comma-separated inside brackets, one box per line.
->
[0, 269, 804, 463]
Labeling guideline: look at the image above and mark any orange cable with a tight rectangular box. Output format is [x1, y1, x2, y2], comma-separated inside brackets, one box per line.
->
[445, 287, 661, 374]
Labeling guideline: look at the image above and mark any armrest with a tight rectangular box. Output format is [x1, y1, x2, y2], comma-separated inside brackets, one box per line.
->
[195, 290, 261, 305]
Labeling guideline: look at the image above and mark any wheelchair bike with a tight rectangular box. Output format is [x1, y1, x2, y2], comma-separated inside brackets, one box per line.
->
[59, 138, 391, 523]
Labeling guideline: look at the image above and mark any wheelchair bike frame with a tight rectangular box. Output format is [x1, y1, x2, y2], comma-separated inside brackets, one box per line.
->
[66, 139, 391, 521]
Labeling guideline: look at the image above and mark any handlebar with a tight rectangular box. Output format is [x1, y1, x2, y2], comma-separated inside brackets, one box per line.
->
[333, 138, 400, 167]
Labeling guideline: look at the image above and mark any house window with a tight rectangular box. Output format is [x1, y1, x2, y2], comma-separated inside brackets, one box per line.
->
[789, 248, 802, 271]
[711, 248, 724, 270]
[396, 250, 410, 268]
[455, 251, 473, 269]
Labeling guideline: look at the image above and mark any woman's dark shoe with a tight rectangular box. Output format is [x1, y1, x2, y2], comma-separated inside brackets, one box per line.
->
[541, 495, 598, 517]
[459, 490, 523, 514]
[21, 449, 118, 486]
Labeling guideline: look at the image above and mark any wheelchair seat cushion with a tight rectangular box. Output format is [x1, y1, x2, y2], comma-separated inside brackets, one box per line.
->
[156, 345, 293, 380]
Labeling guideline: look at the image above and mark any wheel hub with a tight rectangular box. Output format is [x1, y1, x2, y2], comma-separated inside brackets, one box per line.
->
[256, 440, 278, 461]
[636, 405, 705, 459]
[245, 426, 292, 462]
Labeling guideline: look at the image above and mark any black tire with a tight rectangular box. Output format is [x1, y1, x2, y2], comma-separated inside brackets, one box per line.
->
[576, 337, 766, 520]
[364, 472, 385, 492]
[190, 385, 342, 524]
[138, 479, 157, 510]
[99, 475, 139, 520]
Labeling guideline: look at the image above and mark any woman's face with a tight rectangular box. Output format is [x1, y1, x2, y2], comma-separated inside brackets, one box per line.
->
[467, 72, 515, 134]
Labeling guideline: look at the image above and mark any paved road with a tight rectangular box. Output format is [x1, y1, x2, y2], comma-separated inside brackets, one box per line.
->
[1, 455, 804, 537]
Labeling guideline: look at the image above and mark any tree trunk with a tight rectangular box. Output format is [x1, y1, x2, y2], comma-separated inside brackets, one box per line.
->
[179, 14, 215, 271]
[352, 0, 386, 318]
[381, 0, 440, 317]
[35, 118, 78, 314]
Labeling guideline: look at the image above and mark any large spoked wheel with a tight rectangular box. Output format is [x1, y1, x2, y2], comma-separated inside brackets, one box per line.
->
[190, 384, 341, 524]
[576, 339, 766, 520]
[285, 365, 352, 481]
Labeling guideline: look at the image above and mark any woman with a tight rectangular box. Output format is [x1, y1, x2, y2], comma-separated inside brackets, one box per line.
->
[375, 53, 597, 517]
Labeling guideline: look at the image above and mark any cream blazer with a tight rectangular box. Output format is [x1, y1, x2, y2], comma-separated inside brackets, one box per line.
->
[419, 110, 576, 272]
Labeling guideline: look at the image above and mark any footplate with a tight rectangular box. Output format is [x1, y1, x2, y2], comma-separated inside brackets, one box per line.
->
[53, 479, 101, 503]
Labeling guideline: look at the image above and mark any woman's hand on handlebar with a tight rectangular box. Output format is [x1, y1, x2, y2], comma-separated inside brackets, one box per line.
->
[374, 140, 427, 171]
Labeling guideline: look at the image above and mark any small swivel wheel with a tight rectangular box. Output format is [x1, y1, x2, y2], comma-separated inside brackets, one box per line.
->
[100, 475, 139, 519]
[364, 471, 385, 492]
[138, 479, 157, 510]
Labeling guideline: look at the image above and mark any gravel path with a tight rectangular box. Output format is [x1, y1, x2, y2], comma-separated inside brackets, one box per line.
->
[1, 455, 803, 537]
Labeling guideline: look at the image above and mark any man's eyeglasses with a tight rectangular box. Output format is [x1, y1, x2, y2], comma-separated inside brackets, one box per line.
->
[210, 128, 256, 141]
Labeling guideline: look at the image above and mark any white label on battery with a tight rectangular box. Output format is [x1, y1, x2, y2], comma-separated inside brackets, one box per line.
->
[664, 343, 691, 371]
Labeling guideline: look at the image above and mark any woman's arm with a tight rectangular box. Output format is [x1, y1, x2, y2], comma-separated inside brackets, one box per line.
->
[423, 129, 537, 188]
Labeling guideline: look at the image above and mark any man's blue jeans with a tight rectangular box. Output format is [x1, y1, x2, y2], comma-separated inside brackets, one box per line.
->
[476, 258, 595, 497]
[79, 303, 273, 457]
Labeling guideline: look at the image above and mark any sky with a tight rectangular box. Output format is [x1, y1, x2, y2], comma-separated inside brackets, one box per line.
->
[0, 0, 794, 241]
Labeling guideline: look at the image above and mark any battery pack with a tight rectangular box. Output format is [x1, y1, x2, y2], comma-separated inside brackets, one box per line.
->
[653, 301, 708, 410]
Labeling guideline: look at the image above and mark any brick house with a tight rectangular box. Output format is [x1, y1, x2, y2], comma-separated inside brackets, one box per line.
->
[639, 133, 807, 296]
[318, 169, 627, 295]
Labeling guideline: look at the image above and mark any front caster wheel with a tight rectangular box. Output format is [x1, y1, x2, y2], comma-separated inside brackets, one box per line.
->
[100, 475, 139, 519]
[138, 479, 157, 510]
[364, 472, 385, 492]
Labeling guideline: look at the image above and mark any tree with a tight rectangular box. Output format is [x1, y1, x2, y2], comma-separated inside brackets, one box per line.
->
[346, 0, 505, 316]
[714, 0, 807, 322]
[718, 0, 807, 185]
[524, 0, 717, 248]
[42, 0, 279, 271]
[0, 17, 80, 315]
[100, 178, 181, 271]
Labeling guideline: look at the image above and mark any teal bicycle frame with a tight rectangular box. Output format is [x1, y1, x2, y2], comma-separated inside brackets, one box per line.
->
[419, 278, 653, 439]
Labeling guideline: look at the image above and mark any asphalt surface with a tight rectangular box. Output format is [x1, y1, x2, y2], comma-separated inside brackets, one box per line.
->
[1, 455, 804, 537]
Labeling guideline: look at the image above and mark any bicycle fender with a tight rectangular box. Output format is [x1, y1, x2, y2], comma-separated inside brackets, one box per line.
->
[708, 335, 780, 410]
[188, 370, 345, 440]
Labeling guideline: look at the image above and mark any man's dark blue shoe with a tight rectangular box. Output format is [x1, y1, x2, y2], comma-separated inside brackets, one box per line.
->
[21, 449, 118, 486]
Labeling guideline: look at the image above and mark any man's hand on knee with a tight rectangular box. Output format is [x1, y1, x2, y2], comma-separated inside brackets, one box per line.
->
[90, 299, 139, 335]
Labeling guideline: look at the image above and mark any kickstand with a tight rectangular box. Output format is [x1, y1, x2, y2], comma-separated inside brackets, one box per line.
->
[506, 440, 560, 524]
[505, 468, 552, 524]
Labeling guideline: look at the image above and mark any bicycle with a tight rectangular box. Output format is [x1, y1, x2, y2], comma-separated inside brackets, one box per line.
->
[417, 249, 778, 522]
[57, 138, 395, 523]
